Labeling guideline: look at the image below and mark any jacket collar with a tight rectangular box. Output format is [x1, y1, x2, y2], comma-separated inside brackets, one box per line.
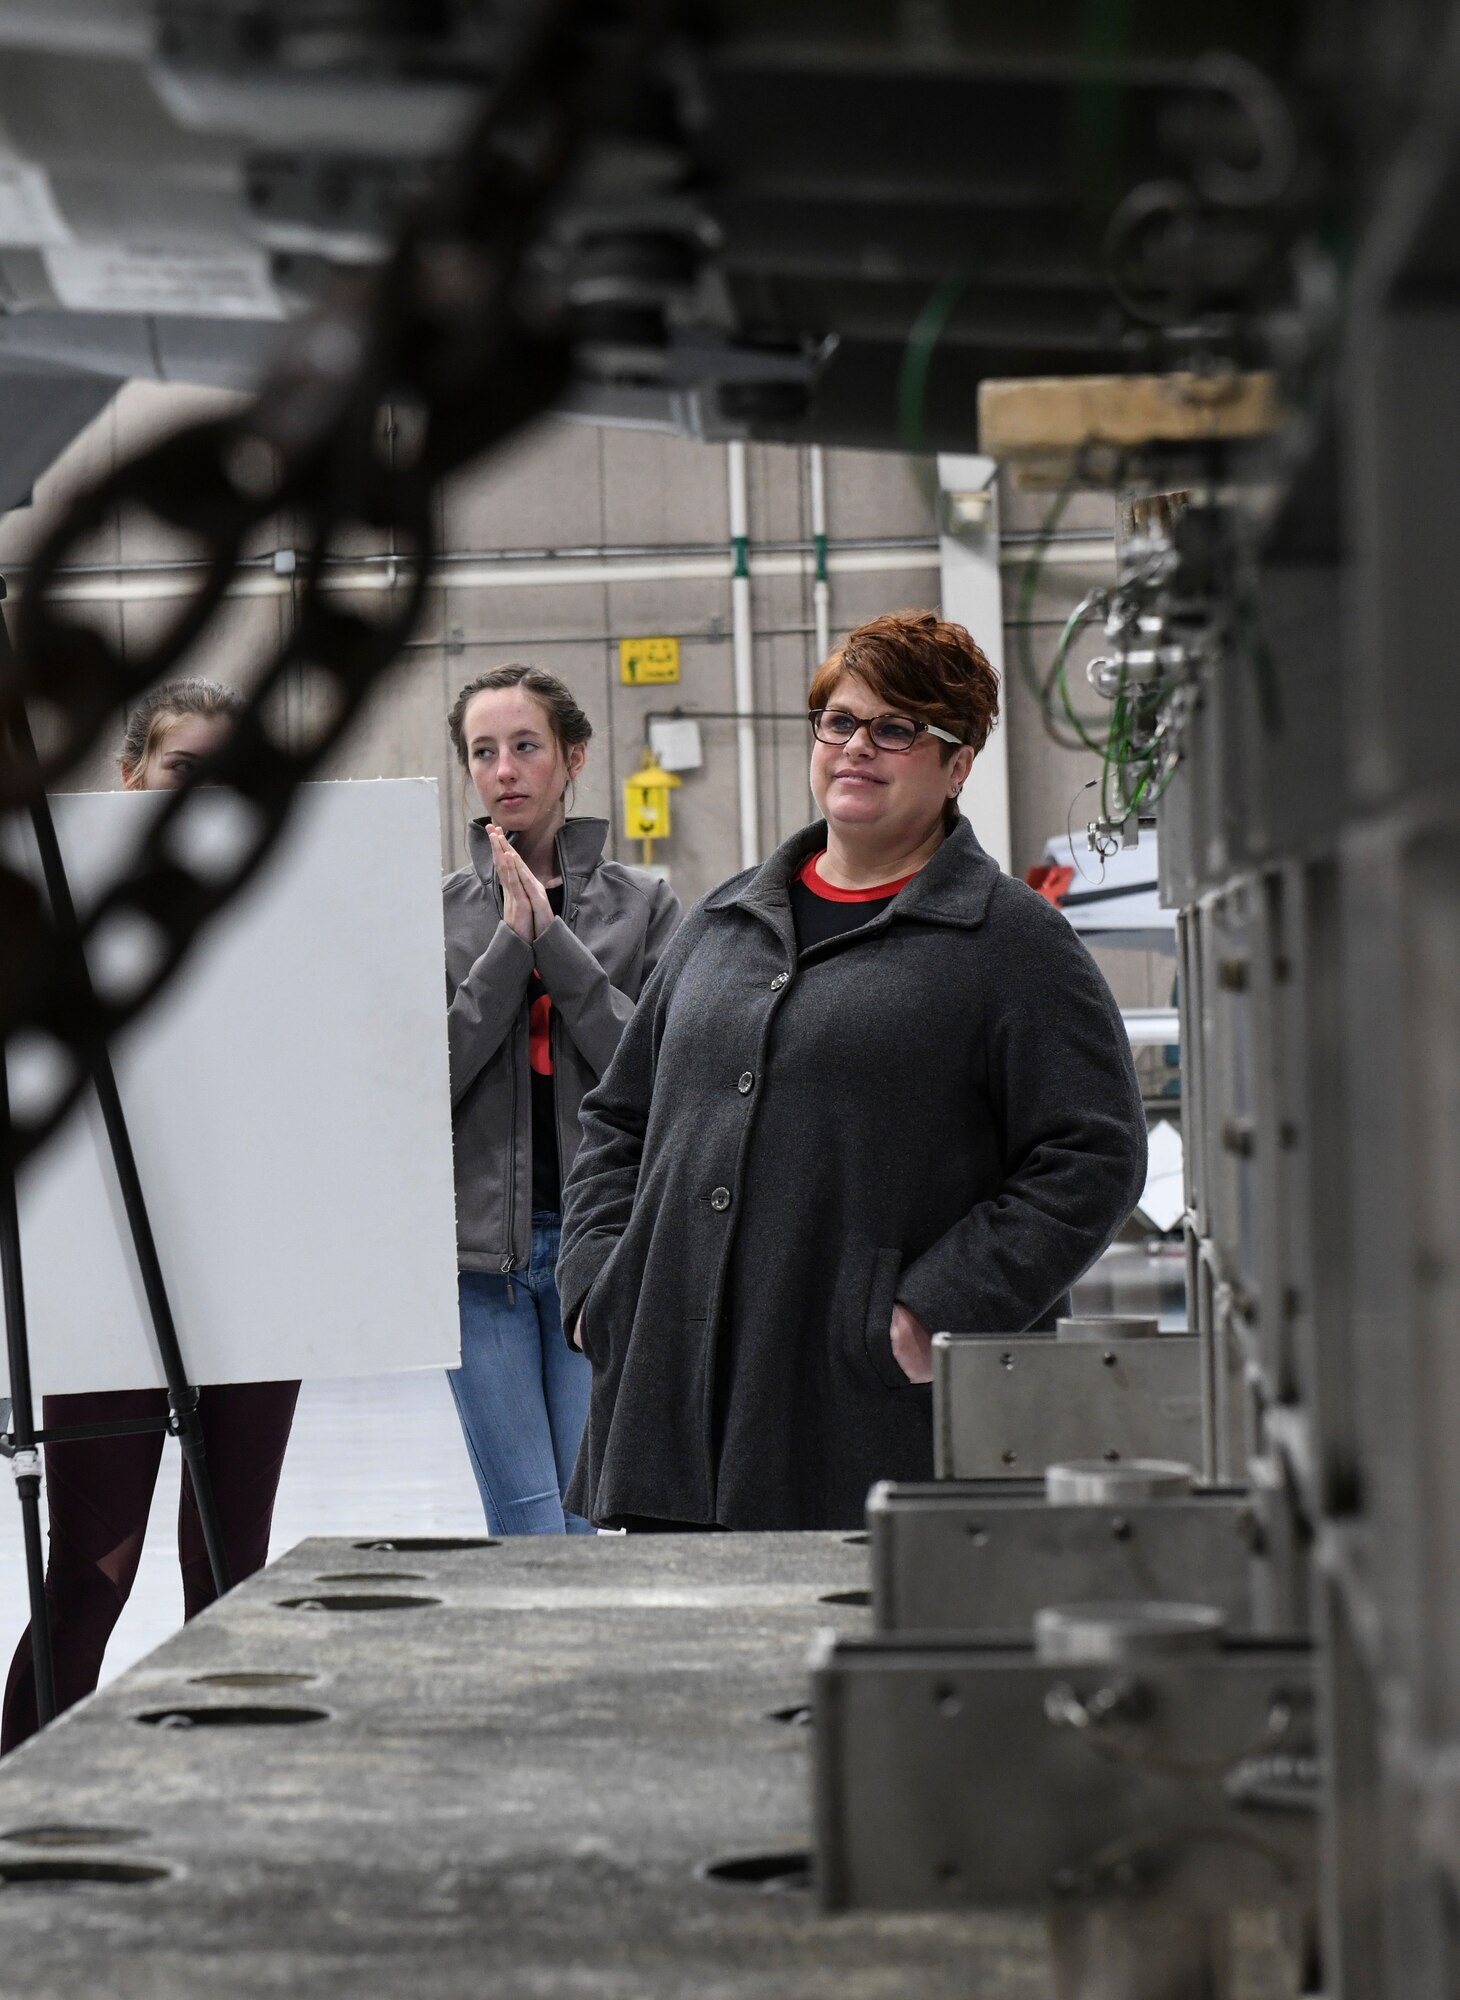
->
[705, 815, 1001, 938]
[468, 815, 609, 923]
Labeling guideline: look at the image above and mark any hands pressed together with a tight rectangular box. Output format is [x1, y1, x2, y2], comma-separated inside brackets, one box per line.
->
[489, 823, 556, 943]
[492, 823, 579, 1340]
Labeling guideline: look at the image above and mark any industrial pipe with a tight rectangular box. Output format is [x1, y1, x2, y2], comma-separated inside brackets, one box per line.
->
[13, 541, 947, 608]
[809, 445, 831, 662]
[726, 441, 759, 871]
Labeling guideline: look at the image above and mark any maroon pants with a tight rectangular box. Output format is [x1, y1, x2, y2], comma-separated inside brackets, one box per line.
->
[1, 1379, 299, 1751]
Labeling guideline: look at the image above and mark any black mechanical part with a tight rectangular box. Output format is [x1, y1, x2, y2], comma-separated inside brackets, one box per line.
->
[0, 14, 1330, 1181]
[0, 0, 673, 1174]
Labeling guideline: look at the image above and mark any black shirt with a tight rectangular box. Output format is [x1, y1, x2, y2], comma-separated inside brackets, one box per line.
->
[788, 850, 915, 952]
[529, 883, 566, 1214]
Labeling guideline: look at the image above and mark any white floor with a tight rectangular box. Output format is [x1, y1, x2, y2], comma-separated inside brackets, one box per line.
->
[0, 1372, 486, 1691]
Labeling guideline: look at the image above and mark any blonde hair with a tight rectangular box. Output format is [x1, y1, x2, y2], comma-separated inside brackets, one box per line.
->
[119, 678, 243, 778]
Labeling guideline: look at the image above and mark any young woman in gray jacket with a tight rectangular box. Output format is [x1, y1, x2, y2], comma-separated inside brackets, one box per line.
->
[443, 665, 680, 1533]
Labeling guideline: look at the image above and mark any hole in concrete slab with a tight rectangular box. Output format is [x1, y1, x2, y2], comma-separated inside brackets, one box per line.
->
[135, 1706, 330, 1729]
[353, 1538, 497, 1552]
[841, 1533, 869, 1545]
[278, 1594, 441, 1613]
[0, 1858, 171, 1886]
[764, 1704, 813, 1727]
[1, 1825, 145, 1848]
[313, 1570, 426, 1584]
[818, 1589, 870, 1607]
[700, 1851, 813, 1891]
[189, 1671, 320, 1690]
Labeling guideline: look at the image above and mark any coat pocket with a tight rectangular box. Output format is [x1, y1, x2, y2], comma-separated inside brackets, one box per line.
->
[578, 1236, 634, 1368]
[860, 1246, 921, 1392]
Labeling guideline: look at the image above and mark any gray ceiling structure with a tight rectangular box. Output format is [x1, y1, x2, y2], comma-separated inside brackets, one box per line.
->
[0, 7, 1457, 1998]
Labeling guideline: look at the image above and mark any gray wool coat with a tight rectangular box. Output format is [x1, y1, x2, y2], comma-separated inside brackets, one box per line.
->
[557, 816, 1149, 1531]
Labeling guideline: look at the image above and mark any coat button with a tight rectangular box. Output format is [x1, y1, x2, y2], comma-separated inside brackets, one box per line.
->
[737, 1072, 754, 1094]
[710, 1187, 732, 1211]
[770, 971, 789, 990]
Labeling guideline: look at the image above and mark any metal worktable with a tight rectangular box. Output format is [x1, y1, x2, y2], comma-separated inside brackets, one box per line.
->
[0, 1532, 1061, 1999]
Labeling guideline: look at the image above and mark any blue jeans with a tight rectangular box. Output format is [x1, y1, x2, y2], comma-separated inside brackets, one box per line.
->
[448, 1214, 594, 1534]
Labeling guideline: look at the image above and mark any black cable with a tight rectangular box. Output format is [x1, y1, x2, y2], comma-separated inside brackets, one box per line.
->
[30, 1415, 173, 1446]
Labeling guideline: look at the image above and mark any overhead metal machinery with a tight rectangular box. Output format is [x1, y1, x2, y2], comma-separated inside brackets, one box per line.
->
[0, 4, 1454, 1996]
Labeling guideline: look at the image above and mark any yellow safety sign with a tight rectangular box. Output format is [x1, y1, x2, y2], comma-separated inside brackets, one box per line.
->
[623, 747, 682, 862]
[619, 635, 680, 685]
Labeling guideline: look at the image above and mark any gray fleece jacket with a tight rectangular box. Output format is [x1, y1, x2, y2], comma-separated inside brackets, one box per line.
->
[444, 816, 681, 1274]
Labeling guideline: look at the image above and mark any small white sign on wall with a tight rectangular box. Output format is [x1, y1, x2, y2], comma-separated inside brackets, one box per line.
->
[4, 780, 460, 1399]
[648, 717, 703, 772]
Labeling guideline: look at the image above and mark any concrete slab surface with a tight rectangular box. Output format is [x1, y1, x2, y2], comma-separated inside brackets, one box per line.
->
[0, 1532, 1052, 1999]
[0, 1372, 488, 1694]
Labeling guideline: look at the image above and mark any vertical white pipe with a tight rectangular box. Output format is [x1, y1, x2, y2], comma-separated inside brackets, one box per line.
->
[809, 444, 831, 662]
[727, 440, 760, 871]
[936, 452, 1011, 874]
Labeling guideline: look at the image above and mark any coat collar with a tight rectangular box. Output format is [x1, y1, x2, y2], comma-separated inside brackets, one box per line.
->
[704, 816, 1001, 938]
[468, 815, 609, 922]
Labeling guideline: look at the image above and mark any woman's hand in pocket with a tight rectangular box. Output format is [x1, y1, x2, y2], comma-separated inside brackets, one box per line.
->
[572, 1314, 585, 1352]
[889, 1303, 934, 1383]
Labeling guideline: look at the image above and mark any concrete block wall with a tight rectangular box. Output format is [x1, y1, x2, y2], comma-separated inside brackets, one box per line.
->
[1, 381, 1167, 1029]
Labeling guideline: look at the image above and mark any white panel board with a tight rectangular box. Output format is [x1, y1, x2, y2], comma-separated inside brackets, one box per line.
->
[4, 780, 460, 1398]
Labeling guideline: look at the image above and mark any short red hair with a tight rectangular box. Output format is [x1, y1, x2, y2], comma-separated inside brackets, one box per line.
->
[808, 610, 999, 760]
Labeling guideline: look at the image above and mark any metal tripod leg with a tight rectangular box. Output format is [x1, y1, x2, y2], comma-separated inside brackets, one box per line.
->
[0, 1060, 55, 1727]
[1, 614, 231, 1602]
[42, 1005, 233, 1602]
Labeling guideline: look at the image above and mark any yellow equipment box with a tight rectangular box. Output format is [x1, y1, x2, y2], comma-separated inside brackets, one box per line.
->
[624, 748, 682, 861]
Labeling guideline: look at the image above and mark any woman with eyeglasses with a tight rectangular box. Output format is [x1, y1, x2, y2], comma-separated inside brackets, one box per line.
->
[557, 610, 1147, 1531]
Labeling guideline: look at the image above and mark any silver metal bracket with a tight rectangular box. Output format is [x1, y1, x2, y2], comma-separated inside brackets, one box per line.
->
[811, 1631, 1317, 1916]
[933, 1331, 1205, 1479]
[866, 1480, 1261, 1635]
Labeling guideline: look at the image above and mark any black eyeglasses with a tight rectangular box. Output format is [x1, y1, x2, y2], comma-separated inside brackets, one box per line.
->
[810, 707, 965, 753]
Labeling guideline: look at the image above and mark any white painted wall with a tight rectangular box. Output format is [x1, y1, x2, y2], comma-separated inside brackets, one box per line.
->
[1, 386, 1127, 898]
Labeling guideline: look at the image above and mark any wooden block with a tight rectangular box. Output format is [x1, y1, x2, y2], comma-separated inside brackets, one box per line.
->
[978, 371, 1280, 455]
